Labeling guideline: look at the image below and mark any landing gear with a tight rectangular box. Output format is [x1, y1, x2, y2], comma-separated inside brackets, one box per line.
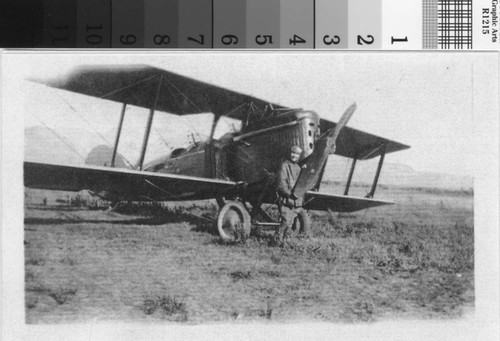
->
[215, 201, 251, 242]
[214, 197, 310, 242]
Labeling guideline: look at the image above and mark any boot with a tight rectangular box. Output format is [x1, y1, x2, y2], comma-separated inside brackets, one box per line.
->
[274, 222, 288, 246]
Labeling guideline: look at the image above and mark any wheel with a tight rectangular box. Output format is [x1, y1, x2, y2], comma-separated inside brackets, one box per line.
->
[291, 209, 311, 237]
[216, 201, 251, 242]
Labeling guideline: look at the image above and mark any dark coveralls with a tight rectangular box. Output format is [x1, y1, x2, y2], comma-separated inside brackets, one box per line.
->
[275, 159, 302, 241]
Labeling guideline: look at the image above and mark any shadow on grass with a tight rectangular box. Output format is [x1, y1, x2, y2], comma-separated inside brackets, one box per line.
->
[24, 215, 211, 226]
[25, 205, 96, 212]
[25, 201, 219, 228]
[190, 223, 218, 236]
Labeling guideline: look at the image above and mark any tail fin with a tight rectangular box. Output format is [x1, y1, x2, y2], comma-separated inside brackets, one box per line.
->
[85, 145, 129, 168]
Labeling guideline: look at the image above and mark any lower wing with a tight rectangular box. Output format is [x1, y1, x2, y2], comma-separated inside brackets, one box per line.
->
[303, 191, 393, 212]
[24, 161, 238, 202]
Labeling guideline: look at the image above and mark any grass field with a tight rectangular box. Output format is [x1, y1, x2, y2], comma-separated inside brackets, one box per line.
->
[24, 183, 474, 323]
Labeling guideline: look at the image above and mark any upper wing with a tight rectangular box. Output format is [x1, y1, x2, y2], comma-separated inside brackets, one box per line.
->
[29, 65, 285, 117]
[24, 161, 238, 202]
[320, 119, 410, 160]
[303, 191, 393, 212]
[30, 64, 409, 160]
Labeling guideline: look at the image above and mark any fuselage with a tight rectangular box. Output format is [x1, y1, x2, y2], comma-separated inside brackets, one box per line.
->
[144, 110, 321, 188]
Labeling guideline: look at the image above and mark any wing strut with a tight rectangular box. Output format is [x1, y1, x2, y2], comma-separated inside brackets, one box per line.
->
[208, 115, 220, 143]
[366, 145, 387, 198]
[138, 76, 163, 170]
[344, 157, 358, 195]
[111, 103, 127, 167]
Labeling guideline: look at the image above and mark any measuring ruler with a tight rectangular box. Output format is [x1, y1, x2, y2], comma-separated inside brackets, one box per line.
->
[1, 0, 498, 50]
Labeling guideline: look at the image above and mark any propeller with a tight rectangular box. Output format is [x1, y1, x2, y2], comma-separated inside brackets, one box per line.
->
[293, 103, 357, 200]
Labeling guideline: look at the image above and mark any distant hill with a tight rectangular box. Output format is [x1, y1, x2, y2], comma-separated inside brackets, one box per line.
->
[323, 158, 473, 190]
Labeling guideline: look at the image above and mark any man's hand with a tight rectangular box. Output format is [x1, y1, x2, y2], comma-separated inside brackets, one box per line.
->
[331, 143, 337, 153]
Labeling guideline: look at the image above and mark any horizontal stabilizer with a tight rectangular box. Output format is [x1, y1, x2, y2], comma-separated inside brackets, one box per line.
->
[24, 161, 237, 202]
[303, 191, 393, 212]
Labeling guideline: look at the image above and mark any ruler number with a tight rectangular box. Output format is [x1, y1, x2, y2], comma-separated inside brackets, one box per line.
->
[323, 35, 340, 45]
[289, 35, 306, 45]
[120, 34, 137, 45]
[255, 35, 273, 45]
[391, 36, 408, 44]
[86, 24, 103, 45]
[153, 34, 171, 45]
[357, 35, 374, 45]
[221, 34, 238, 45]
[187, 34, 205, 45]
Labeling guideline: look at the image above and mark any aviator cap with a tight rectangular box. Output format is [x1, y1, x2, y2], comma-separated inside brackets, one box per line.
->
[291, 145, 302, 154]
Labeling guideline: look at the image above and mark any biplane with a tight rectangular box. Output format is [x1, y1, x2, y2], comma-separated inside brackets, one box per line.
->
[24, 65, 410, 241]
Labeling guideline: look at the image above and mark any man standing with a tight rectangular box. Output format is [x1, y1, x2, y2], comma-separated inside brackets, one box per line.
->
[275, 145, 303, 244]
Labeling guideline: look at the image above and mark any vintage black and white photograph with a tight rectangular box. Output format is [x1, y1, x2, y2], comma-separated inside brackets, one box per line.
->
[1, 52, 498, 339]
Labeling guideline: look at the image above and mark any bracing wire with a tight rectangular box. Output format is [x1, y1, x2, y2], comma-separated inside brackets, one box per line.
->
[27, 112, 87, 163]
[223, 102, 248, 118]
[52, 89, 136, 169]
[162, 81, 205, 141]
[163, 77, 203, 113]
[98, 74, 159, 100]
[54, 89, 112, 145]
[153, 126, 171, 149]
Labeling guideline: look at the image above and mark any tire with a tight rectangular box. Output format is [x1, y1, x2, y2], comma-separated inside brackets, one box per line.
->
[216, 201, 251, 242]
[291, 209, 311, 237]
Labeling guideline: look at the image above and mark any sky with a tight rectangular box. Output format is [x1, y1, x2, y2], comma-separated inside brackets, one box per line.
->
[15, 52, 499, 177]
